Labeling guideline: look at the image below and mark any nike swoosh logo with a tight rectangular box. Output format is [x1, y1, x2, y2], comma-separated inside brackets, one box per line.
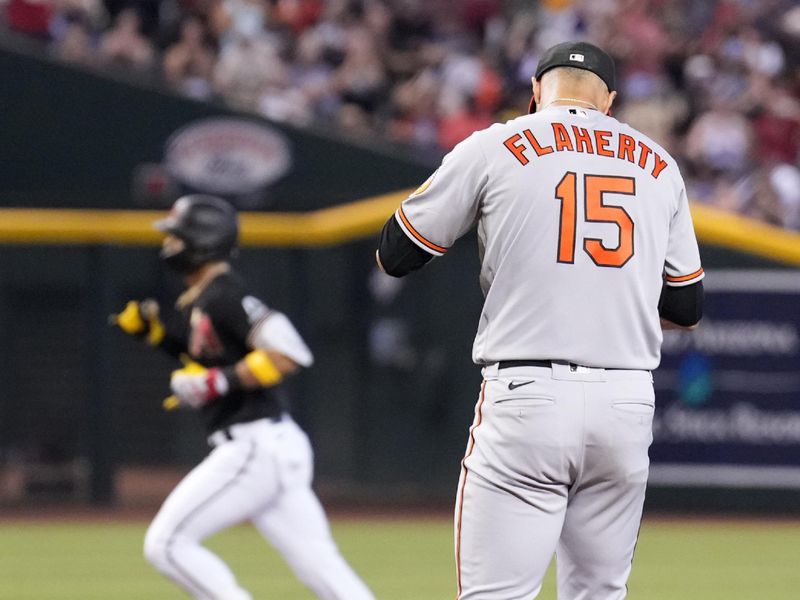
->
[508, 380, 536, 390]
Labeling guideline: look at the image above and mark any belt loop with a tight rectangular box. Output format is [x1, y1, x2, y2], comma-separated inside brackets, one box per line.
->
[482, 362, 499, 379]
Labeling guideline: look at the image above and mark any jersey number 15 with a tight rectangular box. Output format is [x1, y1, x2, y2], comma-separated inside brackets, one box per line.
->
[555, 172, 635, 268]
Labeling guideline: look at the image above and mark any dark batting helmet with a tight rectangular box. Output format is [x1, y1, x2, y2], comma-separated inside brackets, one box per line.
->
[155, 195, 239, 270]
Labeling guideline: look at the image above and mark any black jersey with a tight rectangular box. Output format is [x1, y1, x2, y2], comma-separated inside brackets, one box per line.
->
[165, 269, 284, 434]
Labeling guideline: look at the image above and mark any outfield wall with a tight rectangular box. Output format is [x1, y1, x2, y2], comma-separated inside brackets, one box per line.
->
[3, 240, 798, 511]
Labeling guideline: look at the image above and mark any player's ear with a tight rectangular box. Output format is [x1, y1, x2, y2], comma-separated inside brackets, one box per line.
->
[603, 90, 617, 115]
[530, 78, 542, 114]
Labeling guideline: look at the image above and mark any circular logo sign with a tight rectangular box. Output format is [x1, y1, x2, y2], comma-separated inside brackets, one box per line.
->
[164, 118, 292, 196]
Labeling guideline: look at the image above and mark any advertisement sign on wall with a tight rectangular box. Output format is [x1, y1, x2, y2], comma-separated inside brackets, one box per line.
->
[134, 118, 293, 209]
[650, 270, 800, 488]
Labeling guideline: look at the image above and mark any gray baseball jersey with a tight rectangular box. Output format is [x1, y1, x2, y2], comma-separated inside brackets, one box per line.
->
[396, 105, 704, 370]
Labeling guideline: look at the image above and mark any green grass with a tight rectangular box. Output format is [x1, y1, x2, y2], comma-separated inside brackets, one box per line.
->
[1, 517, 799, 599]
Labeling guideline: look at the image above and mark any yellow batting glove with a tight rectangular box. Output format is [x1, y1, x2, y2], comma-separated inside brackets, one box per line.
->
[163, 352, 283, 411]
[110, 299, 165, 346]
[111, 301, 146, 334]
[140, 299, 165, 346]
[167, 357, 229, 409]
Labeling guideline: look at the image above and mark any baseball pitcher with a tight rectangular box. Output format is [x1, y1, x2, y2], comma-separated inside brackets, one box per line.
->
[377, 41, 704, 599]
[112, 195, 374, 600]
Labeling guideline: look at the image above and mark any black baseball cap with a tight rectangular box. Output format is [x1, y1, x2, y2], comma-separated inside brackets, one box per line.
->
[529, 41, 616, 113]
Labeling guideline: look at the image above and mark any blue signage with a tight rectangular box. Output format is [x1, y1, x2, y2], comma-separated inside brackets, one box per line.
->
[650, 270, 800, 488]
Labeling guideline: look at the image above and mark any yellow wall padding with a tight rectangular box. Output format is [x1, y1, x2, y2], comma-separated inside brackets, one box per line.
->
[0, 189, 410, 247]
[690, 203, 800, 267]
[0, 191, 798, 265]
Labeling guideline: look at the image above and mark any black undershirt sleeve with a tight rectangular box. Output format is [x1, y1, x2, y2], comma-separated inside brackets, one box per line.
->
[658, 280, 704, 327]
[377, 216, 434, 277]
[205, 287, 252, 344]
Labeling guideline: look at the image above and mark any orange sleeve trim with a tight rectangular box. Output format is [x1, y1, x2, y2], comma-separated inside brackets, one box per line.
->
[398, 206, 448, 255]
[666, 268, 704, 283]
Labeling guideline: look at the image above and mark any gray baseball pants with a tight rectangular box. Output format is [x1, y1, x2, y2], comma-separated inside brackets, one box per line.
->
[455, 362, 654, 599]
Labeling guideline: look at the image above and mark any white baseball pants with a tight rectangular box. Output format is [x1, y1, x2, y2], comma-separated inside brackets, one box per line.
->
[144, 417, 375, 600]
[455, 362, 654, 600]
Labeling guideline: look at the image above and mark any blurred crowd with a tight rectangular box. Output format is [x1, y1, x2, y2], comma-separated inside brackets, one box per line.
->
[3, 0, 800, 229]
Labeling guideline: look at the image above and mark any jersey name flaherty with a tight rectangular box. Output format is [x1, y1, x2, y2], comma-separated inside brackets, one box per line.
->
[503, 119, 670, 180]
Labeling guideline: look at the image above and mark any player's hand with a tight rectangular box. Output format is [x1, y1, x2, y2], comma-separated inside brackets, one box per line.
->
[169, 360, 229, 409]
[109, 299, 165, 346]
